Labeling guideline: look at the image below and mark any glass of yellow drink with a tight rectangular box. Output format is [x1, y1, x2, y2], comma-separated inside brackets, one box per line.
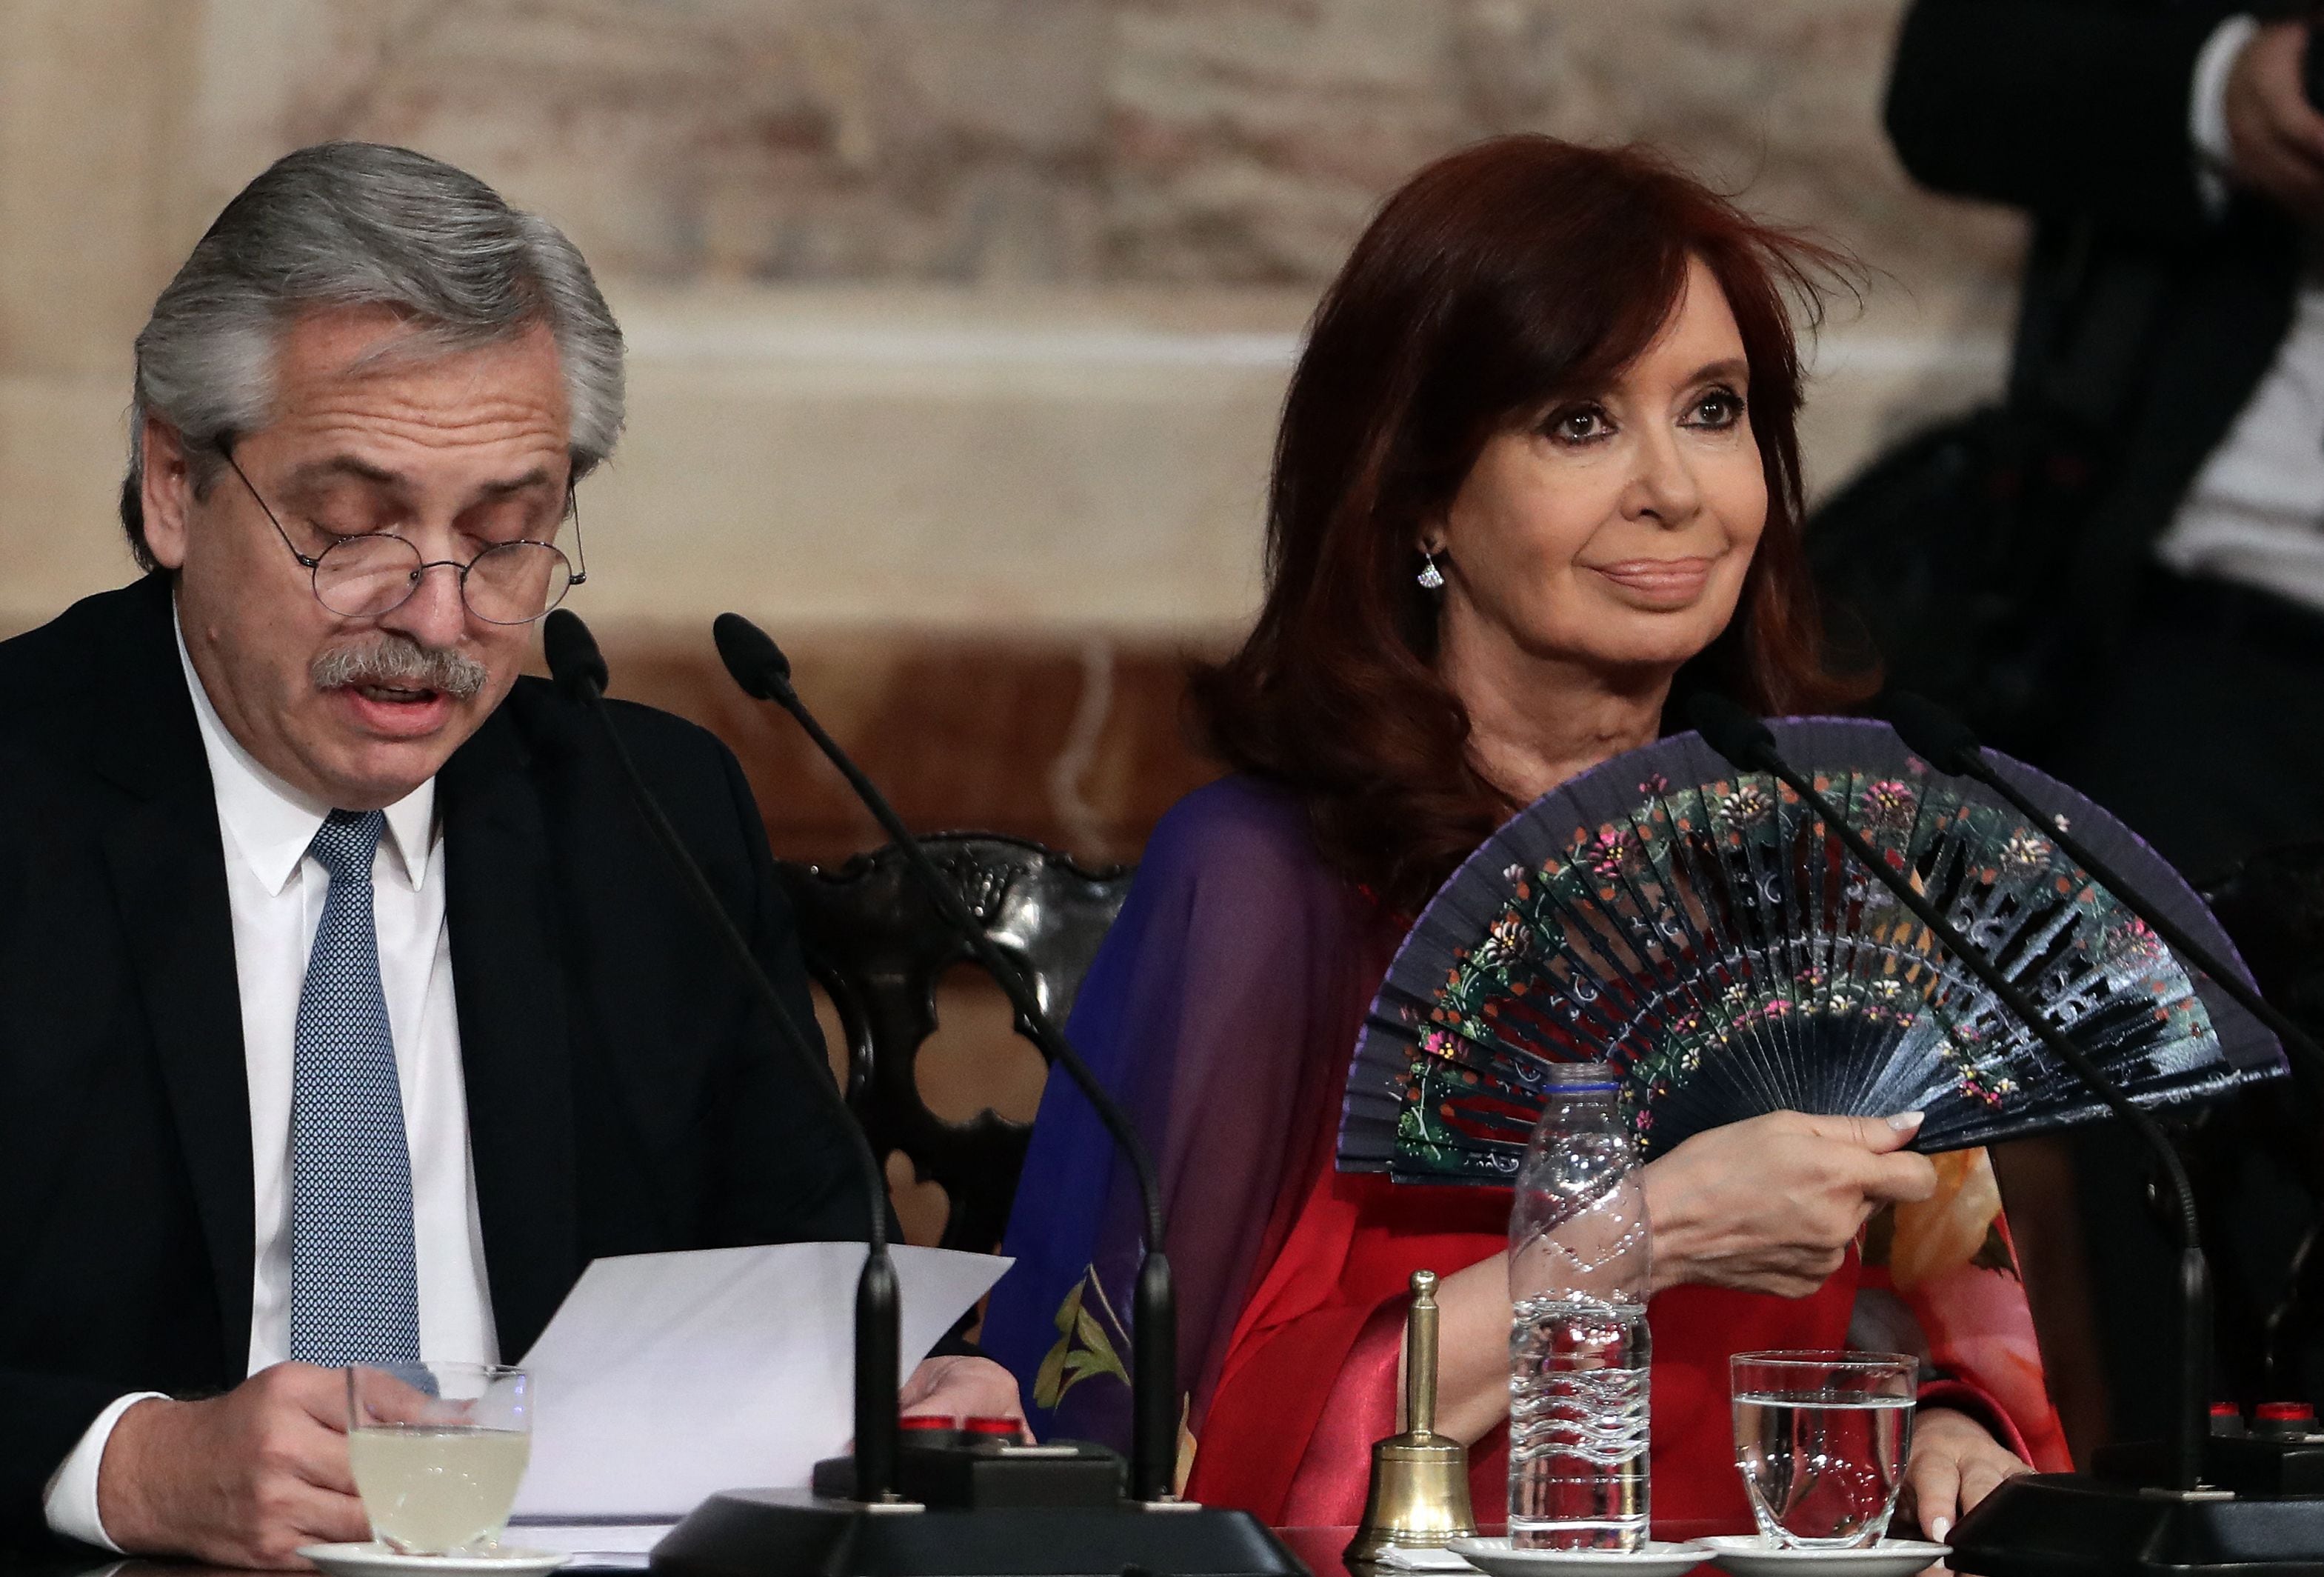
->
[347, 1362, 534, 1556]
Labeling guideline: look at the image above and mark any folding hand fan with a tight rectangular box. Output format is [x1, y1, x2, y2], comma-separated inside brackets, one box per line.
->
[1339, 717, 2285, 1181]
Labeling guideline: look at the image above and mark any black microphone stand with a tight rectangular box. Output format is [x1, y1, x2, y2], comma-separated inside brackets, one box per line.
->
[1686, 693, 2210, 1493]
[544, 611, 904, 1504]
[711, 611, 1186, 1503]
[618, 611, 1303, 1577]
[1692, 695, 2324, 1576]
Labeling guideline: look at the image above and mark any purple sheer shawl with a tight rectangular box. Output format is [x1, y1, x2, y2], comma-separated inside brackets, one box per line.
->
[983, 776, 1399, 1449]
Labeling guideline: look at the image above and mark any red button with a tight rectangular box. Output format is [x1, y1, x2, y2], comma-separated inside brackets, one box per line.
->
[963, 1416, 1021, 1436]
[2257, 1402, 2316, 1422]
[2212, 1403, 2244, 1417]
[900, 1414, 959, 1431]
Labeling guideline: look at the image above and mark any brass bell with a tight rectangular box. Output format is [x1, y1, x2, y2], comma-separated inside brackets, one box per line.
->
[1346, 1269, 1477, 1567]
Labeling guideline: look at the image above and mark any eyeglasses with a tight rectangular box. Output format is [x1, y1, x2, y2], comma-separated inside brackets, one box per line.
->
[221, 447, 587, 625]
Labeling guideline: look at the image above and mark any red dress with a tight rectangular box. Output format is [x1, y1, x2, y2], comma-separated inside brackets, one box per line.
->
[1186, 1075, 2066, 1533]
[1186, 1064, 1863, 1538]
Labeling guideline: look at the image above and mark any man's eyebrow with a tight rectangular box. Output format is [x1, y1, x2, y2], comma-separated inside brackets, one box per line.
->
[473, 467, 557, 499]
[284, 455, 405, 490]
[281, 457, 558, 499]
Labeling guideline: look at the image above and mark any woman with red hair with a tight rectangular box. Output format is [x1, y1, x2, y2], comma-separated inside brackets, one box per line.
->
[985, 136, 2063, 1542]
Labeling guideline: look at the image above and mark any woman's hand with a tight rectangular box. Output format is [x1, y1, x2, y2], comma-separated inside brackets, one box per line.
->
[1899, 1406, 2031, 1544]
[1641, 1111, 1937, 1297]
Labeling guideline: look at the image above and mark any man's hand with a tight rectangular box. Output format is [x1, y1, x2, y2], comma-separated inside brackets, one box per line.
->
[1640, 1111, 1937, 1298]
[899, 1355, 1029, 1438]
[2225, 21, 2324, 223]
[1899, 1406, 2031, 1544]
[96, 1362, 367, 1569]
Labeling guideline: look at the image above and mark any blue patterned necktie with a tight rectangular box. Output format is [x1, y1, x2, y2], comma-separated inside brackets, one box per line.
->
[288, 809, 421, 1367]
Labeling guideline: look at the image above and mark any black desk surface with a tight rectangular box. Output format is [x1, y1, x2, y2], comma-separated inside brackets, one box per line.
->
[0, 1530, 1953, 1577]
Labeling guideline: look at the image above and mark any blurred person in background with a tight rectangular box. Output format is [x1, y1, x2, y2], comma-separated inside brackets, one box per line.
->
[1886, 0, 2324, 1452]
[1888, 0, 2324, 886]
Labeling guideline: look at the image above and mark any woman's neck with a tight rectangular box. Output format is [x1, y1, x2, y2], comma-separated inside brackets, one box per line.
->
[1441, 619, 1673, 806]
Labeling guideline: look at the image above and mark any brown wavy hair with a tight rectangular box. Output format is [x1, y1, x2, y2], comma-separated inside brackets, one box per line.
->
[1193, 135, 1872, 915]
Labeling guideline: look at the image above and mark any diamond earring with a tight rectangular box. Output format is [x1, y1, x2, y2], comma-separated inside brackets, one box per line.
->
[1417, 548, 1446, 590]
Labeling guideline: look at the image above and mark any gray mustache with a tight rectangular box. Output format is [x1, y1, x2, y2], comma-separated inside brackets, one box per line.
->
[311, 637, 489, 701]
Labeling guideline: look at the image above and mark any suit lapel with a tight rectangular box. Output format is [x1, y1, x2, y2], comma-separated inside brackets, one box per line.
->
[88, 579, 254, 1376]
[441, 714, 578, 1361]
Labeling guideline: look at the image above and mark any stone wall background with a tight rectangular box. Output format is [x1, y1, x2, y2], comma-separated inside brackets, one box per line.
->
[1, 0, 2025, 638]
[126, 1, 2018, 292]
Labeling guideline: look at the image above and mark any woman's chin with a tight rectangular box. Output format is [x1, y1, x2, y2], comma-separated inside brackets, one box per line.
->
[1557, 614, 1733, 677]
[1581, 590, 1743, 668]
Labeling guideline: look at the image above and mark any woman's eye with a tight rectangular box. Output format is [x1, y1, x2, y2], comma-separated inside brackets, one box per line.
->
[1686, 390, 1746, 429]
[1546, 406, 1612, 444]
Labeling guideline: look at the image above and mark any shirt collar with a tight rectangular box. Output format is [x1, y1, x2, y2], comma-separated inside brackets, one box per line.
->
[174, 607, 438, 896]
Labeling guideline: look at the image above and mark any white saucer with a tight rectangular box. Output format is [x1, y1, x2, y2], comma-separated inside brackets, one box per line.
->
[298, 1542, 572, 1577]
[1449, 1536, 1712, 1575]
[1693, 1536, 1948, 1575]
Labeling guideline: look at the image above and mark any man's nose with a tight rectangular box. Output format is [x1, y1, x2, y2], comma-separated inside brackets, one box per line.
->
[378, 560, 471, 647]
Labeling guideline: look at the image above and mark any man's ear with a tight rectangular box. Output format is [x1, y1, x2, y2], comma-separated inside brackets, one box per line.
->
[140, 418, 196, 570]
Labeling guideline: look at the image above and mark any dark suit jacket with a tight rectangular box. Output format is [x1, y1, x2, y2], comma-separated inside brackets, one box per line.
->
[1886, 0, 2305, 621]
[0, 574, 874, 1541]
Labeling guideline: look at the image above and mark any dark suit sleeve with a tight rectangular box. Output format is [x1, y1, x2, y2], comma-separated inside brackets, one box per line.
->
[1886, 0, 2230, 239]
[0, 1371, 125, 1548]
[0, 735, 149, 1544]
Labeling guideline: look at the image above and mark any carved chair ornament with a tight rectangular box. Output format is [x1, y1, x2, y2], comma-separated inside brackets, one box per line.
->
[775, 833, 1134, 1253]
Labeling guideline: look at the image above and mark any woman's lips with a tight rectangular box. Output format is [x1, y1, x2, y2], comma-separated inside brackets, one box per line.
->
[1588, 556, 1716, 606]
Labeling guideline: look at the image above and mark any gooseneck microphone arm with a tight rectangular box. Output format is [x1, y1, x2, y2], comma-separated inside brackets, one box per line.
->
[543, 610, 902, 1505]
[1688, 693, 2212, 1494]
[712, 612, 1181, 1505]
[1887, 689, 2324, 1084]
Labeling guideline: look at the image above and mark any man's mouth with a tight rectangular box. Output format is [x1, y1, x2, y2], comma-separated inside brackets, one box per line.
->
[332, 682, 459, 740]
[351, 682, 441, 706]
[312, 636, 490, 706]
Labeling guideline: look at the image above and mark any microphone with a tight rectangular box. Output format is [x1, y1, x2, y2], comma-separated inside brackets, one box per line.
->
[1886, 689, 2324, 1084]
[712, 612, 792, 702]
[541, 610, 903, 1505]
[1686, 692, 2213, 1495]
[655, 615, 1303, 1577]
[543, 608, 609, 701]
[714, 611, 1181, 1506]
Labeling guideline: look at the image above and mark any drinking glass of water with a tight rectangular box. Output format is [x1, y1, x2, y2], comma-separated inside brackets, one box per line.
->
[347, 1362, 533, 1555]
[1731, 1350, 1914, 1549]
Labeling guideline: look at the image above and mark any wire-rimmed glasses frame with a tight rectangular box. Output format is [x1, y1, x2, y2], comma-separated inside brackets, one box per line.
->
[218, 443, 587, 626]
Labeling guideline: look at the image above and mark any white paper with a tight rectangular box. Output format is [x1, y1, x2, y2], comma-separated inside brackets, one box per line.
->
[512, 1242, 1011, 1518]
[506, 1518, 673, 1562]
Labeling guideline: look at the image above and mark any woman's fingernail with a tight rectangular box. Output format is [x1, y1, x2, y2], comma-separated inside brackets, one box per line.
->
[1889, 1110, 1926, 1132]
[1930, 1515, 1951, 1543]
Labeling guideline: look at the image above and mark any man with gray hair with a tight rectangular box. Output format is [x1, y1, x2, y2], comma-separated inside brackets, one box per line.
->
[0, 142, 1020, 1564]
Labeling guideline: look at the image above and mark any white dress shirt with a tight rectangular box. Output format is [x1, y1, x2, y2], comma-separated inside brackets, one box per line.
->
[2160, 13, 2324, 614]
[41, 615, 498, 1548]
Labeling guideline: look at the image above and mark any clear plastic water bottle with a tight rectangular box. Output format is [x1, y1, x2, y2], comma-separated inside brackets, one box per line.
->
[1507, 1061, 1652, 1550]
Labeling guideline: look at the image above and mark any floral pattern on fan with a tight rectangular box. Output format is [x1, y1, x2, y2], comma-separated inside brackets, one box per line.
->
[1338, 719, 2285, 1181]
